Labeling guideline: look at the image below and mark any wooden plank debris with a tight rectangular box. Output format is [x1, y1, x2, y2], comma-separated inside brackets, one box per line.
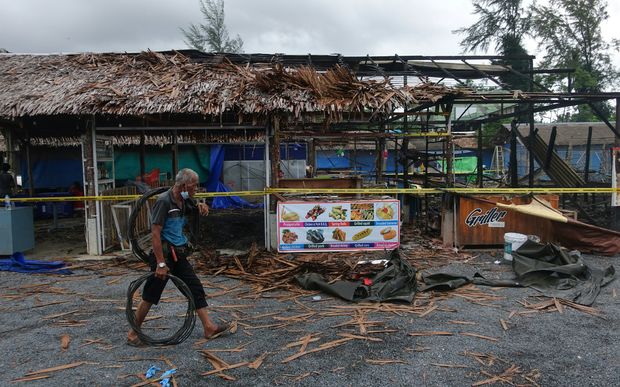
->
[247, 352, 268, 369]
[365, 359, 407, 365]
[459, 332, 499, 342]
[60, 334, 70, 351]
[408, 331, 453, 337]
[21, 361, 89, 377]
[499, 319, 509, 331]
[430, 363, 470, 368]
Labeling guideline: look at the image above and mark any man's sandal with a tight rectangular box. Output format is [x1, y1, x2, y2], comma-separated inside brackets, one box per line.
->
[126, 336, 147, 347]
[206, 323, 232, 340]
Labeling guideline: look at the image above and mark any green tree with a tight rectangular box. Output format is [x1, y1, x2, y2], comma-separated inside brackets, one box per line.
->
[454, 0, 533, 90]
[181, 0, 243, 53]
[533, 0, 619, 120]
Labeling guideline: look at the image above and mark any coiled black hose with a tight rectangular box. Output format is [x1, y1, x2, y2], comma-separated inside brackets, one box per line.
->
[126, 272, 196, 346]
[128, 187, 168, 264]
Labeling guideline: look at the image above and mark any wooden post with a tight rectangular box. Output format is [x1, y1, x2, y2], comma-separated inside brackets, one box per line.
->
[172, 129, 178, 178]
[376, 137, 385, 184]
[270, 116, 281, 189]
[477, 123, 483, 187]
[545, 126, 557, 169]
[528, 104, 535, 187]
[307, 138, 315, 177]
[445, 103, 454, 187]
[82, 116, 101, 255]
[613, 99, 620, 231]
[402, 73, 409, 197]
[24, 125, 34, 196]
[139, 130, 145, 177]
[510, 119, 518, 187]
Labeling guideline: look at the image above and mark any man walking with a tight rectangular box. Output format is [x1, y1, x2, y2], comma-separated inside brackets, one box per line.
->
[127, 168, 229, 346]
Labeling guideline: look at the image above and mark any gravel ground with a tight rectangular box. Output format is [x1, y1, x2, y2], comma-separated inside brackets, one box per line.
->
[0, 252, 618, 386]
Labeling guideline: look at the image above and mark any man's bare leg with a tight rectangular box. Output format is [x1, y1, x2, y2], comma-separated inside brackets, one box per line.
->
[197, 307, 222, 338]
[127, 300, 152, 342]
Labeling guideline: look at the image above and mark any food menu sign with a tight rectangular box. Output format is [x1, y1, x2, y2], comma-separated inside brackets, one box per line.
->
[277, 200, 400, 252]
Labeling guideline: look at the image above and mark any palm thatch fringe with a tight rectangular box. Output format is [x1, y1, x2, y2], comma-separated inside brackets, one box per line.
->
[0, 51, 469, 119]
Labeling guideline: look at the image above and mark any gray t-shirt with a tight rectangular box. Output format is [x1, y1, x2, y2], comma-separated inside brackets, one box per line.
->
[151, 189, 187, 246]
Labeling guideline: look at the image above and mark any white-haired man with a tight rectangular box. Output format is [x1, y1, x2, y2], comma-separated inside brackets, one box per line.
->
[127, 168, 228, 346]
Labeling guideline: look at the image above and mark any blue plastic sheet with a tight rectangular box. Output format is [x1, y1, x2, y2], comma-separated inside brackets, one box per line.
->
[145, 366, 161, 379]
[0, 252, 72, 274]
[206, 145, 262, 209]
[160, 369, 177, 387]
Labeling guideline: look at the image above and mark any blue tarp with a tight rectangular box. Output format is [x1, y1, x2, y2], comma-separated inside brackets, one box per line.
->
[20, 147, 83, 190]
[206, 145, 262, 209]
[0, 252, 72, 274]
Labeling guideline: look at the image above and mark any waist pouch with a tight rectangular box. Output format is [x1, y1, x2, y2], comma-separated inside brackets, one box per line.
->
[162, 241, 193, 261]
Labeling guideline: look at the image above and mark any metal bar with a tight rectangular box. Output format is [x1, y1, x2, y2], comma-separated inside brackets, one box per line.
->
[394, 54, 425, 79]
[584, 126, 593, 183]
[455, 104, 473, 122]
[461, 59, 504, 88]
[426, 58, 468, 87]
[587, 101, 620, 138]
[457, 100, 593, 125]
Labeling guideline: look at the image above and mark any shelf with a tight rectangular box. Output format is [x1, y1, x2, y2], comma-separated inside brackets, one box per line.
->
[97, 158, 113, 162]
[97, 179, 114, 184]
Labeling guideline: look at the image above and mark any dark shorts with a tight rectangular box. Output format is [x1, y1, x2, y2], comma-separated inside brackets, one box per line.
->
[141, 246, 207, 309]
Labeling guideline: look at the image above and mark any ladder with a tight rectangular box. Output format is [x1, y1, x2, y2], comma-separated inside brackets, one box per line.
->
[491, 145, 505, 175]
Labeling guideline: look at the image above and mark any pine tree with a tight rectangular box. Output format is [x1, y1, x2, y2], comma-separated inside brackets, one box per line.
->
[181, 0, 243, 53]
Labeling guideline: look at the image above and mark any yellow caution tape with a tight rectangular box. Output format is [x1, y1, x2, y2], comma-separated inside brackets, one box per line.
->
[4, 187, 619, 203]
[266, 187, 620, 195]
[4, 191, 266, 203]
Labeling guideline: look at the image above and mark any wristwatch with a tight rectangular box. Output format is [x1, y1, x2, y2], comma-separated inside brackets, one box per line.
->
[157, 262, 167, 269]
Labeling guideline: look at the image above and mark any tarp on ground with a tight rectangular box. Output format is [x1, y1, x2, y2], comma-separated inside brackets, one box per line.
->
[295, 249, 417, 303]
[207, 145, 261, 209]
[296, 241, 614, 306]
[0, 252, 72, 274]
[421, 240, 615, 306]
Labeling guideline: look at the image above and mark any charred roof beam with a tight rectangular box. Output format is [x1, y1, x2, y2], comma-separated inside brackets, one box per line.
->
[461, 59, 505, 89]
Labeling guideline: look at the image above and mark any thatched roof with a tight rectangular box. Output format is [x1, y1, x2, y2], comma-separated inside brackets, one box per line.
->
[0, 51, 468, 120]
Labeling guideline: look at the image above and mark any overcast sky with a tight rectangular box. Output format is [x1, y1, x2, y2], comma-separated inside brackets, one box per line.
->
[1, 0, 619, 66]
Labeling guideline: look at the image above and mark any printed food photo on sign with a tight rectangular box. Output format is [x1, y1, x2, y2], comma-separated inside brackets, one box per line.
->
[350, 203, 374, 220]
[352, 228, 372, 241]
[305, 204, 326, 221]
[380, 227, 397, 240]
[376, 203, 395, 220]
[306, 229, 325, 243]
[328, 205, 348, 220]
[280, 206, 300, 221]
[332, 228, 346, 241]
[281, 229, 298, 244]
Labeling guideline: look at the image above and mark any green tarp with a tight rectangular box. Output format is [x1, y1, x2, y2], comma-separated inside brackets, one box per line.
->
[114, 145, 210, 182]
[437, 156, 478, 174]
